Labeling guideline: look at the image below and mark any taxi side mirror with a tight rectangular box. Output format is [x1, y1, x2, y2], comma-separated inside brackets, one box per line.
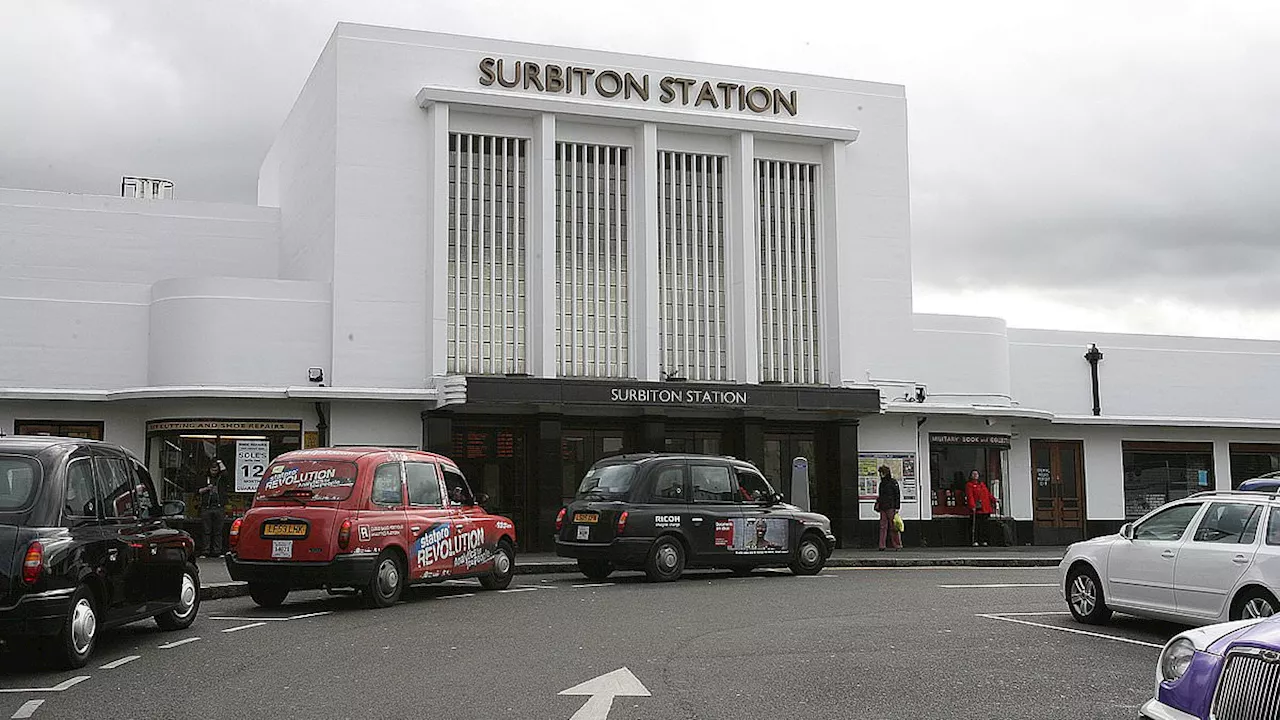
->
[473, 492, 490, 507]
[767, 492, 785, 506]
[1119, 523, 1134, 540]
[159, 500, 186, 518]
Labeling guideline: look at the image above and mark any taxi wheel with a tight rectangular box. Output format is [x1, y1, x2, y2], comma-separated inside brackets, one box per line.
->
[156, 563, 201, 631]
[54, 584, 98, 669]
[644, 536, 685, 583]
[480, 540, 515, 591]
[1067, 565, 1113, 625]
[364, 551, 405, 608]
[789, 535, 827, 576]
[578, 559, 614, 581]
[248, 583, 289, 608]
[1231, 587, 1278, 621]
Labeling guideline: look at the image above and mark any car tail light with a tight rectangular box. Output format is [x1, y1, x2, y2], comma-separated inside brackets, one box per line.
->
[338, 518, 352, 550]
[616, 511, 629, 536]
[555, 508, 566, 532]
[229, 518, 243, 549]
[21, 541, 43, 585]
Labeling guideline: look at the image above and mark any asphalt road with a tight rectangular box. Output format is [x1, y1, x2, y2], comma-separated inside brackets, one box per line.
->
[0, 567, 1186, 720]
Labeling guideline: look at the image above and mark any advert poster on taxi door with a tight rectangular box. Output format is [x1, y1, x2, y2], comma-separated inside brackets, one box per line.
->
[858, 453, 918, 503]
[714, 518, 789, 554]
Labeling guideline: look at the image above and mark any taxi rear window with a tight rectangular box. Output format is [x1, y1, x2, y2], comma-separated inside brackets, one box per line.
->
[0, 456, 39, 510]
[257, 460, 358, 502]
[576, 465, 637, 500]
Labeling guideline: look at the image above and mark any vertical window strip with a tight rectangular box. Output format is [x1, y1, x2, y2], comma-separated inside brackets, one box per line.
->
[447, 133, 527, 375]
[755, 159, 821, 384]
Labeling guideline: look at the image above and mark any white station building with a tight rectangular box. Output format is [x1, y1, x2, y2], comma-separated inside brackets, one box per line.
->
[4, 23, 1280, 549]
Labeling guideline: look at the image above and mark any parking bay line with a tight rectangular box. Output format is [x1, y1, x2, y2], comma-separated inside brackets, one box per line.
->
[977, 613, 1163, 649]
[439, 593, 476, 600]
[222, 622, 267, 634]
[0, 677, 90, 694]
[940, 583, 1058, 589]
[99, 655, 141, 670]
[571, 583, 615, 589]
[10, 700, 43, 719]
[158, 637, 201, 649]
[497, 587, 540, 594]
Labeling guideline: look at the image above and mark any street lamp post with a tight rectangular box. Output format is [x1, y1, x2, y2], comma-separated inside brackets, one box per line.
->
[1084, 343, 1104, 416]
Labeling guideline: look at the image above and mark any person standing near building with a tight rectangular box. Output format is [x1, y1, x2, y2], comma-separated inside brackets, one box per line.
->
[966, 469, 995, 546]
[198, 459, 226, 557]
[874, 465, 902, 551]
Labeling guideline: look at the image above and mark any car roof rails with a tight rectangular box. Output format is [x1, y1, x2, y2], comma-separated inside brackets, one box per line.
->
[1187, 489, 1280, 500]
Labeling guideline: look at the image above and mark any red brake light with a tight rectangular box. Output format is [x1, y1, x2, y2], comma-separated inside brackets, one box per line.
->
[616, 511, 628, 536]
[22, 541, 43, 585]
[338, 518, 352, 550]
[229, 518, 243, 548]
[555, 508, 566, 532]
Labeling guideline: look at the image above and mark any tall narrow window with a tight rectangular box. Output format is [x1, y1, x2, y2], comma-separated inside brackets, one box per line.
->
[658, 151, 728, 382]
[447, 133, 528, 375]
[555, 143, 630, 377]
[755, 159, 821, 384]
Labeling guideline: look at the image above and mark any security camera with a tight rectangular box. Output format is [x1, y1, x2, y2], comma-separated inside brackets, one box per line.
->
[307, 367, 324, 384]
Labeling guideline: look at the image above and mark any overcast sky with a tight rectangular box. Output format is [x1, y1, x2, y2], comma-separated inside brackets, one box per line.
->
[4, 1, 1279, 340]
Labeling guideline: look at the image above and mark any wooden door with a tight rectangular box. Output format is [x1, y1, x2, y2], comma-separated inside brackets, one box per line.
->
[1032, 440, 1086, 545]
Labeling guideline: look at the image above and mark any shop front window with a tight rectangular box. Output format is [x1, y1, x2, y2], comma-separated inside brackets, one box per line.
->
[145, 420, 303, 520]
[929, 434, 1009, 517]
[1229, 443, 1280, 488]
[1122, 441, 1214, 519]
[14, 420, 104, 441]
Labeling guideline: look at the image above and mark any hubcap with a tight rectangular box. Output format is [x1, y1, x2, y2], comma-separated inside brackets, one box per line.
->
[1070, 575, 1097, 616]
[1244, 598, 1275, 618]
[70, 598, 96, 655]
[494, 550, 511, 576]
[657, 544, 679, 571]
[174, 573, 197, 619]
[801, 542, 821, 566]
[377, 559, 400, 597]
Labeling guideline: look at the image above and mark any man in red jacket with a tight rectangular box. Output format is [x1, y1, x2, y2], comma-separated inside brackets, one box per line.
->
[965, 470, 995, 547]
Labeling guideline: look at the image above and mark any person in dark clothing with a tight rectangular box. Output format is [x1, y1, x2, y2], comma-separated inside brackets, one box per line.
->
[874, 465, 902, 550]
[198, 460, 226, 557]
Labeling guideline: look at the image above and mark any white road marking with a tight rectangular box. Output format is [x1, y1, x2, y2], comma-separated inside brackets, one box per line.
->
[940, 583, 1058, 589]
[440, 593, 476, 600]
[0, 677, 90, 694]
[158, 637, 201, 649]
[560, 667, 650, 720]
[571, 583, 615, 589]
[99, 655, 141, 669]
[498, 587, 539, 594]
[994, 611, 1072, 617]
[977, 613, 1163, 649]
[221, 622, 267, 633]
[10, 700, 43, 719]
[208, 616, 289, 622]
[287, 611, 332, 621]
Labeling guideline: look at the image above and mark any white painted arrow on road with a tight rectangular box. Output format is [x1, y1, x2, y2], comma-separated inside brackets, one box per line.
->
[559, 667, 650, 720]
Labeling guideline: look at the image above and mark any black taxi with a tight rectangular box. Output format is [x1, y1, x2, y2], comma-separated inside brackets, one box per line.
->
[554, 453, 836, 582]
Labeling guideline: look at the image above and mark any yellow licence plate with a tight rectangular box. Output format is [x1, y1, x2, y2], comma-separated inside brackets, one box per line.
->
[573, 513, 599, 524]
[262, 522, 308, 538]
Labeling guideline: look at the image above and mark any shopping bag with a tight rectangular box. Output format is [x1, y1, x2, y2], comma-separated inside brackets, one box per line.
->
[893, 512, 905, 533]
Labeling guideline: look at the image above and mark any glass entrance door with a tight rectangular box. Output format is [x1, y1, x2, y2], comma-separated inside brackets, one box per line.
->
[763, 432, 818, 509]
[560, 428, 630, 506]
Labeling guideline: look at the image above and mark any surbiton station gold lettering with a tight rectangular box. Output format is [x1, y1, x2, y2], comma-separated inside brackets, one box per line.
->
[478, 57, 798, 117]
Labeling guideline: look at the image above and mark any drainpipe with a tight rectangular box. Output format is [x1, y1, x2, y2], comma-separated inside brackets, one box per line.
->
[315, 402, 330, 447]
[1083, 344, 1104, 416]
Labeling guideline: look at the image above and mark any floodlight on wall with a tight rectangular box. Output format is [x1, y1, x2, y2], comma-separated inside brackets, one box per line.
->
[307, 367, 324, 384]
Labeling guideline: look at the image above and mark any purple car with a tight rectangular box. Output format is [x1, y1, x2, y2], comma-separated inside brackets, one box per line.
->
[1142, 614, 1280, 719]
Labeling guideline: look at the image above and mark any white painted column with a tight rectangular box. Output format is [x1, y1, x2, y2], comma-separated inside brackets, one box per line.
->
[424, 102, 450, 379]
[528, 113, 558, 378]
[728, 132, 759, 384]
[632, 123, 660, 381]
[1213, 438, 1233, 491]
[821, 140, 848, 387]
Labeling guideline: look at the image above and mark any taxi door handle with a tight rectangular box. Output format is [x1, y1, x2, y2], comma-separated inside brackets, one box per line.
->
[454, 524, 465, 531]
[1232, 555, 1250, 565]
[411, 527, 421, 534]
[691, 517, 704, 524]
[1161, 550, 1176, 559]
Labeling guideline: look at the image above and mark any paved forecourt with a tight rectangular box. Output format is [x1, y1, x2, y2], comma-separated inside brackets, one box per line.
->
[0, 566, 1181, 720]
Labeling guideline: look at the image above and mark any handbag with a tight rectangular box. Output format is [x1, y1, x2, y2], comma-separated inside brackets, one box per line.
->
[893, 511, 905, 533]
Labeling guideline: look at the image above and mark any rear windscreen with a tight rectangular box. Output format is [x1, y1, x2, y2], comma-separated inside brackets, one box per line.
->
[576, 464, 637, 500]
[0, 456, 39, 510]
[257, 460, 358, 501]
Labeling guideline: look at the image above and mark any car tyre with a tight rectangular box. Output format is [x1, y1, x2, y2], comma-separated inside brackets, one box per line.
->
[55, 584, 98, 669]
[1231, 587, 1278, 621]
[248, 582, 290, 608]
[480, 540, 515, 591]
[644, 536, 685, 583]
[1067, 565, 1112, 625]
[155, 563, 201, 631]
[577, 559, 614, 581]
[363, 550, 405, 608]
[789, 535, 828, 576]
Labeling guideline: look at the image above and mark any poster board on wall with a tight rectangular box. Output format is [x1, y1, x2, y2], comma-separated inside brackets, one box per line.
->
[858, 453, 918, 504]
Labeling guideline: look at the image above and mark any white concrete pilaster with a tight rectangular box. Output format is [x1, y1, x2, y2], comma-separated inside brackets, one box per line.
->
[728, 132, 759, 384]
[822, 140, 848, 387]
[633, 123, 660, 381]
[424, 102, 450, 379]
[529, 113, 558, 378]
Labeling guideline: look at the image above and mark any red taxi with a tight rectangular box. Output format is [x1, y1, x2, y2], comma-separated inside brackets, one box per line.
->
[225, 447, 516, 608]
